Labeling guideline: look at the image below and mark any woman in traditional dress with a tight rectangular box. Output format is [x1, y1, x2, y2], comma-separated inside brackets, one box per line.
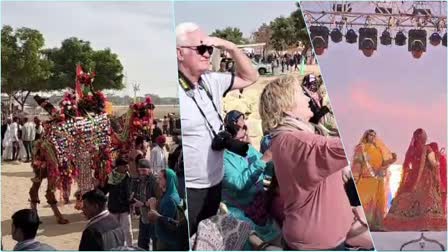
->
[429, 142, 446, 214]
[351, 129, 397, 231]
[384, 128, 446, 231]
[154, 168, 184, 250]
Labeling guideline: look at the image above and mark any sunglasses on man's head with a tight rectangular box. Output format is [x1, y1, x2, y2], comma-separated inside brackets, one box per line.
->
[180, 45, 214, 56]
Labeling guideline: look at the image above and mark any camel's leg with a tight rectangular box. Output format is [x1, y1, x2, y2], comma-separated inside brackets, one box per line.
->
[29, 179, 42, 210]
[74, 190, 83, 210]
[46, 185, 69, 225]
[62, 178, 72, 204]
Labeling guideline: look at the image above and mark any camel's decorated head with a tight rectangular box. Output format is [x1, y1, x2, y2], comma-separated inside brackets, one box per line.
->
[129, 96, 155, 141]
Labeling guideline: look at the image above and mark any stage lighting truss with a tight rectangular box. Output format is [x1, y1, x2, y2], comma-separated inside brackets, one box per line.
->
[303, 1, 447, 49]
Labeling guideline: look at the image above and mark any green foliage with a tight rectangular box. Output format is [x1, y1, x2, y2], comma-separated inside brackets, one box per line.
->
[252, 3, 310, 52]
[1, 25, 125, 112]
[270, 16, 297, 51]
[45, 37, 124, 91]
[210, 27, 248, 45]
[253, 23, 273, 49]
[1, 25, 52, 95]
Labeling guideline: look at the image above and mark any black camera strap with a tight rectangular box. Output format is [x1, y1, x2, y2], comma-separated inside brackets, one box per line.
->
[197, 80, 225, 125]
[178, 71, 222, 137]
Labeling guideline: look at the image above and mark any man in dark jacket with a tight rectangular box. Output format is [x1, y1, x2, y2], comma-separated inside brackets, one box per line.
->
[79, 189, 125, 251]
[133, 159, 159, 250]
[11, 209, 56, 251]
[151, 120, 163, 148]
[102, 158, 133, 246]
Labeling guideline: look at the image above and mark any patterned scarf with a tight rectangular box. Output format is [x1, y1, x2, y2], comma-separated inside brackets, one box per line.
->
[108, 170, 127, 185]
[270, 115, 326, 139]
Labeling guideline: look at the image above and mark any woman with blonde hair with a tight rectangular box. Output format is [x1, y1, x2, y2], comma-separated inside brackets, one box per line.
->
[259, 75, 372, 250]
[352, 129, 397, 231]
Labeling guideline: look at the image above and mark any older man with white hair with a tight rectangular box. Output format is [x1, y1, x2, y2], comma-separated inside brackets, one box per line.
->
[176, 22, 258, 236]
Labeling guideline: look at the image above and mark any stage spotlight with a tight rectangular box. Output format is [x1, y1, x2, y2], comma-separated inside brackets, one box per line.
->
[310, 26, 329, 55]
[345, 29, 358, 44]
[359, 27, 377, 57]
[443, 33, 447, 47]
[330, 28, 343, 43]
[380, 30, 392, 45]
[429, 32, 442, 46]
[395, 31, 407, 46]
[408, 29, 427, 59]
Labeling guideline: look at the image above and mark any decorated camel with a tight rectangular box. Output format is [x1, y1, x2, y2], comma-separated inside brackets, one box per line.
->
[30, 65, 155, 224]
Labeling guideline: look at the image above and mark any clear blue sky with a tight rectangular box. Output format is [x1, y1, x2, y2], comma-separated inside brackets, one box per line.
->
[2, 1, 179, 98]
[301, 1, 447, 160]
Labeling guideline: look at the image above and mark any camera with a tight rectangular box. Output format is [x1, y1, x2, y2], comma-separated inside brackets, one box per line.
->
[211, 131, 249, 157]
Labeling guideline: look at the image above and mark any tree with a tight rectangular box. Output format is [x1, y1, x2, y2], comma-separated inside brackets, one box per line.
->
[1, 25, 52, 112]
[264, 3, 311, 54]
[253, 23, 273, 50]
[210, 27, 248, 45]
[291, 2, 311, 54]
[2, 26, 125, 113]
[270, 16, 297, 51]
[45, 37, 125, 91]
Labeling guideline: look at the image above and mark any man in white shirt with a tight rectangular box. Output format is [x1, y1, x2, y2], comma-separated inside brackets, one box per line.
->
[176, 22, 258, 235]
[3, 117, 20, 161]
[21, 117, 36, 162]
[150, 135, 167, 174]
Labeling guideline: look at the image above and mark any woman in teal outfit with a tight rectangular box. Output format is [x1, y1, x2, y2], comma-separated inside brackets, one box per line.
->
[155, 168, 183, 251]
[222, 110, 281, 250]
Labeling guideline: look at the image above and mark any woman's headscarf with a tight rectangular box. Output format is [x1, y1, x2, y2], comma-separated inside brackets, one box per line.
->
[430, 142, 446, 191]
[352, 129, 393, 179]
[161, 168, 181, 206]
[403, 128, 426, 169]
[224, 110, 245, 138]
[357, 129, 393, 161]
[397, 128, 426, 193]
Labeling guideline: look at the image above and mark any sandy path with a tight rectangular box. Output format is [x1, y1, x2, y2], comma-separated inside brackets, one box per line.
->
[1, 162, 140, 250]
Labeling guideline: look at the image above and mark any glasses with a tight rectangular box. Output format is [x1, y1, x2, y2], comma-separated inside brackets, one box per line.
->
[180, 45, 214, 56]
[368, 133, 376, 137]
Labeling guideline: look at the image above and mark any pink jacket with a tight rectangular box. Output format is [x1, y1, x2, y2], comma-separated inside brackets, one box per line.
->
[271, 130, 353, 250]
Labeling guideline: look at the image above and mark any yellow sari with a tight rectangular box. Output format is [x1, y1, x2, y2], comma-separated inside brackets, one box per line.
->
[352, 132, 393, 231]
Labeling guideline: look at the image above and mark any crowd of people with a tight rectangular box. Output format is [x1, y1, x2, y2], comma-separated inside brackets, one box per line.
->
[9, 132, 188, 251]
[176, 21, 373, 250]
[3, 110, 189, 251]
[219, 51, 317, 76]
[1, 116, 44, 162]
[4, 18, 445, 252]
